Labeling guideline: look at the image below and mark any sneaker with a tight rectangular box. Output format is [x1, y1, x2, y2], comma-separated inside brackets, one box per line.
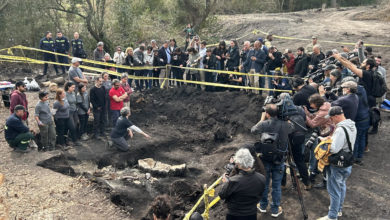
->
[80, 134, 89, 141]
[271, 206, 283, 218]
[257, 204, 267, 213]
[338, 211, 342, 217]
[29, 140, 38, 149]
[354, 159, 363, 166]
[317, 215, 336, 220]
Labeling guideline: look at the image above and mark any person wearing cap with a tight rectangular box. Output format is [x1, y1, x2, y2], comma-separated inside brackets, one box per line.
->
[317, 106, 356, 220]
[40, 31, 59, 75]
[10, 81, 28, 122]
[321, 64, 337, 85]
[54, 31, 70, 75]
[257, 38, 268, 55]
[5, 105, 35, 152]
[68, 57, 88, 90]
[93, 41, 106, 62]
[292, 77, 317, 110]
[306, 36, 321, 55]
[328, 81, 359, 121]
[35, 91, 56, 150]
[341, 77, 369, 165]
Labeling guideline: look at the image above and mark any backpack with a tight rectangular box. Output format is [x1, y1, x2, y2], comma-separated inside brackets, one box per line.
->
[371, 71, 387, 98]
[314, 138, 332, 172]
[278, 94, 299, 120]
[254, 122, 285, 164]
[328, 127, 355, 168]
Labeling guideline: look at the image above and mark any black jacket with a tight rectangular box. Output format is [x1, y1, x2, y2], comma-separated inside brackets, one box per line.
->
[226, 46, 240, 70]
[243, 48, 266, 73]
[219, 170, 266, 216]
[203, 54, 217, 70]
[170, 52, 186, 67]
[71, 38, 85, 57]
[293, 85, 317, 109]
[39, 37, 55, 52]
[294, 53, 309, 77]
[267, 51, 283, 71]
[55, 36, 70, 53]
[158, 47, 169, 65]
[240, 49, 250, 72]
[89, 86, 106, 109]
[309, 52, 325, 72]
[212, 47, 227, 68]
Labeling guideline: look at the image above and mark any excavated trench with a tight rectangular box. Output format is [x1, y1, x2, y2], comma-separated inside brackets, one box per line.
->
[37, 87, 264, 219]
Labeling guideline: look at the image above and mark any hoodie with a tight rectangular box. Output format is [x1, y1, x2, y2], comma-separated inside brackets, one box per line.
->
[10, 90, 28, 120]
[330, 119, 356, 154]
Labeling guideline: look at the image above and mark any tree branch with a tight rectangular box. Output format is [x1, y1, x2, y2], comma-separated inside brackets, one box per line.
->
[0, 0, 8, 13]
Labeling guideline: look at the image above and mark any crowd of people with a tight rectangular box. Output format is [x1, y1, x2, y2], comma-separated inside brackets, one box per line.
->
[4, 26, 388, 220]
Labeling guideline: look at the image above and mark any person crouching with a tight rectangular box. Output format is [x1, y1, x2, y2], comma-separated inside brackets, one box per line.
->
[110, 107, 151, 152]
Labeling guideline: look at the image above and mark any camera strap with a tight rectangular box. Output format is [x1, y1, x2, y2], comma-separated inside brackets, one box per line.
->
[340, 126, 352, 153]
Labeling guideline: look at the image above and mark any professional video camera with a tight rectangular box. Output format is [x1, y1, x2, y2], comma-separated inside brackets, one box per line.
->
[305, 128, 319, 149]
[306, 57, 338, 83]
[263, 94, 299, 121]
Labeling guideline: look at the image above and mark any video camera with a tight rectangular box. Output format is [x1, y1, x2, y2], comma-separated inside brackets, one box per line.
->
[263, 94, 299, 121]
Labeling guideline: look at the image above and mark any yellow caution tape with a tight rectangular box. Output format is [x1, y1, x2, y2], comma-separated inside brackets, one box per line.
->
[0, 54, 292, 92]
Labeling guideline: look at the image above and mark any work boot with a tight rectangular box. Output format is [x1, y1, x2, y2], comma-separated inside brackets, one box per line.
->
[368, 127, 378, 134]
[314, 180, 327, 189]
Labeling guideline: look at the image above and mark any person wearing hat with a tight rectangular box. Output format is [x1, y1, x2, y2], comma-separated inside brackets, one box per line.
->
[93, 41, 106, 62]
[321, 64, 337, 85]
[306, 36, 321, 55]
[34, 91, 56, 150]
[5, 105, 35, 152]
[10, 81, 28, 122]
[329, 81, 359, 121]
[292, 77, 317, 109]
[68, 57, 88, 91]
[257, 38, 268, 55]
[317, 106, 356, 220]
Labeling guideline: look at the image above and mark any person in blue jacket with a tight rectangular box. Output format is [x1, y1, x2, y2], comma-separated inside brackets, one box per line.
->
[39, 31, 59, 75]
[54, 31, 70, 75]
[5, 105, 35, 152]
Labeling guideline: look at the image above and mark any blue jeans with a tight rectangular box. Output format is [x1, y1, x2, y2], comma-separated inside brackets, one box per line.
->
[111, 110, 120, 126]
[353, 119, 370, 159]
[260, 161, 285, 214]
[326, 166, 352, 219]
[144, 69, 153, 89]
[267, 70, 275, 95]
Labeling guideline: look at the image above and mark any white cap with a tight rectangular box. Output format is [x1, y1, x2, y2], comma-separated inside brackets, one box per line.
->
[71, 57, 82, 64]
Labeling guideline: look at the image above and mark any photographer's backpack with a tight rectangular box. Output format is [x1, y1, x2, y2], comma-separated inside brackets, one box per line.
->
[255, 122, 286, 164]
[279, 95, 299, 120]
[371, 71, 387, 98]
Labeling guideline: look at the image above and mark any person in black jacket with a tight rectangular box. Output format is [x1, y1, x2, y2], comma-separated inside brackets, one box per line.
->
[39, 31, 59, 75]
[203, 49, 217, 91]
[226, 40, 240, 71]
[54, 31, 70, 75]
[213, 41, 227, 71]
[158, 41, 172, 88]
[124, 47, 134, 87]
[153, 49, 162, 88]
[266, 46, 283, 95]
[294, 47, 309, 77]
[89, 77, 106, 139]
[71, 32, 86, 59]
[308, 45, 325, 73]
[5, 105, 35, 152]
[292, 77, 317, 109]
[171, 48, 187, 87]
[219, 148, 266, 220]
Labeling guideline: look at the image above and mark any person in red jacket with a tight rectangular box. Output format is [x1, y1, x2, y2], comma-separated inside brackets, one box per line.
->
[283, 49, 295, 75]
[10, 81, 28, 122]
[109, 79, 128, 126]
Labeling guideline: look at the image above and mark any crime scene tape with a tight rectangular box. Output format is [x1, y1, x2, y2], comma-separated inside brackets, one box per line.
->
[0, 54, 293, 93]
[183, 176, 223, 220]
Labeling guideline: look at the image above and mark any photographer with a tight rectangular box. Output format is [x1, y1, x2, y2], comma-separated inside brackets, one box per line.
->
[318, 69, 342, 102]
[266, 46, 283, 94]
[251, 104, 293, 217]
[292, 77, 317, 109]
[318, 106, 356, 220]
[304, 94, 333, 186]
[219, 148, 266, 220]
[330, 81, 359, 121]
[272, 69, 292, 97]
[282, 49, 295, 76]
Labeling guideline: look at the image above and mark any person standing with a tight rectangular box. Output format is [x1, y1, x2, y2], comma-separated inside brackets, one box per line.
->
[113, 46, 126, 73]
[158, 41, 172, 88]
[144, 46, 154, 89]
[54, 31, 70, 75]
[243, 41, 266, 94]
[226, 40, 240, 72]
[294, 47, 309, 78]
[109, 79, 127, 126]
[64, 82, 79, 144]
[71, 32, 86, 59]
[124, 47, 135, 87]
[240, 41, 251, 87]
[266, 46, 283, 94]
[39, 31, 59, 75]
[171, 48, 187, 87]
[120, 73, 132, 108]
[53, 88, 78, 148]
[203, 49, 217, 91]
[93, 42, 106, 66]
[219, 148, 266, 220]
[133, 45, 145, 91]
[76, 84, 90, 141]
[213, 41, 227, 72]
[34, 91, 56, 151]
[10, 81, 28, 123]
[68, 57, 88, 90]
[89, 77, 106, 139]
[101, 72, 112, 127]
[306, 36, 321, 55]
[317, 106, 356, 220]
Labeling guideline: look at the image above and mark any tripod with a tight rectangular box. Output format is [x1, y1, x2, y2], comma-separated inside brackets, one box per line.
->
[286, 142, 308, 220]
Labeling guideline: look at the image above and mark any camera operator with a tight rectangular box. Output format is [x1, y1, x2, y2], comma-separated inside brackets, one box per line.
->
[292, 77, 317, 110]
[219, 148, 266, 220]
[251, 104, 293, 217]
[320, 64, 336, 85]
[304, 94, 333, 187]
[317, 106, 356, 220]
[329, 81, 359, 121]
[294, 47, 309, 78]
[308, 45, 325, 73]
[282, 49, 295, 76]
[266, 46, 283, 95]
[272, 69, 292, 97]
